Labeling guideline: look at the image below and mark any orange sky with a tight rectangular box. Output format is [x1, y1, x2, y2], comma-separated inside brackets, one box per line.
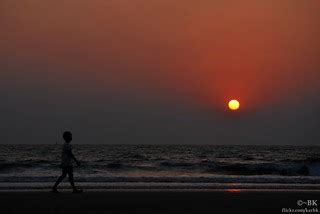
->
[1, 0, 320, 109]
[1, 1, 320, 144]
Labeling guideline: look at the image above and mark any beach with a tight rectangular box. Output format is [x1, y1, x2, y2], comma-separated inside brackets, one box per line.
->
[1, 145, 320, 213]
[1, 189, 319, 214]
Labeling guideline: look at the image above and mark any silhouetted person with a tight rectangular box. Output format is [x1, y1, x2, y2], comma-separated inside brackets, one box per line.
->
[52, 131, 82, 193]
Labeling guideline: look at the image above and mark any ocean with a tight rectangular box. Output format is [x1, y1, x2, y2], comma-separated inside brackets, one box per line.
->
[1, 145, 320, 190]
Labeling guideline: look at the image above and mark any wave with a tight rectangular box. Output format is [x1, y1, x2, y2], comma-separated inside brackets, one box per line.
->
[0, 159, 317, 176]
[0, 163, 33, 172]
[82, 162, 158, 172]
[158, 160, 311, 176]
[106, 163, 124, 169]
[303, 157, 320, 163]
[0, 159, 56, 172]
[206, 162, 309, 176]
[160, 161, 196, 168]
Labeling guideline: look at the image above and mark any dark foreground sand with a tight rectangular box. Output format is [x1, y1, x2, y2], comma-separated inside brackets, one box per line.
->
[1, 190, 319, 214]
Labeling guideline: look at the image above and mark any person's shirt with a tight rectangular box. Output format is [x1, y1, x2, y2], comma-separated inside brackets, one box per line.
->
[61, 142, 73, 167]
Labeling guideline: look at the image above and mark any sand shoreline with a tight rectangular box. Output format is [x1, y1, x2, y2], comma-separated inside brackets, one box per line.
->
[1, 188, 320, 192]
[2, 181, 320, 191]
[1, 190, 319, 214]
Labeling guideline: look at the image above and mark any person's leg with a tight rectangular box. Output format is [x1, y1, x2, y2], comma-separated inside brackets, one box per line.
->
[67, 167, 76, 190]
[53, 168, 68, 189]
[67, 167, 82, 193]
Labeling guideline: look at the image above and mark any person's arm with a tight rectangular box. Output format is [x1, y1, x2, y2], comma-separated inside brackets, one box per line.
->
[68, 150, 81, 166]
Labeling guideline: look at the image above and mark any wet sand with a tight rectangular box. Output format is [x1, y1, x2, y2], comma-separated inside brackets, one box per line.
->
[0, 189, 319, 214]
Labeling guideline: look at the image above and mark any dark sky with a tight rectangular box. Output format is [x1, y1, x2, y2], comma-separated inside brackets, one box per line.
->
[1, 0, 320, 144]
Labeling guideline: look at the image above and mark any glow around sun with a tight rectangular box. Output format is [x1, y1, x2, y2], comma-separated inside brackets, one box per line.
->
[228, 100, 240, 110]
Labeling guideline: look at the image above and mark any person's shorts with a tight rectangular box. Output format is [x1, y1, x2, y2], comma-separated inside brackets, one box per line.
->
[61, 166, 73, 174]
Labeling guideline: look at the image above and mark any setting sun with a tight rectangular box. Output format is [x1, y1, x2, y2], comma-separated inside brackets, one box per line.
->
[228, 100, 240, 111]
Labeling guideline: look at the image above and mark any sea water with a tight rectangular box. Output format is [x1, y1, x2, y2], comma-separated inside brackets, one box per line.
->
[0, 144, 320, 190]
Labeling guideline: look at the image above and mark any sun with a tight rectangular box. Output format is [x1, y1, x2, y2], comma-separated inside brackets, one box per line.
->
[228, 99, 240, 111]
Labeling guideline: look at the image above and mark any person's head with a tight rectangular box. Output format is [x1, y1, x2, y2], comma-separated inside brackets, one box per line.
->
[63, 131, 72, 143]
